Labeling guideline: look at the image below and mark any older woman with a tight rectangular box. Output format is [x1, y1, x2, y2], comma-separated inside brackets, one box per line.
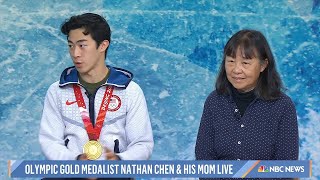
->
[195, 29, 299, 162]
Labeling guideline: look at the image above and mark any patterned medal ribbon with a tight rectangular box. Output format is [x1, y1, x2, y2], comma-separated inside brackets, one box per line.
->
[73, 84, 114, 160]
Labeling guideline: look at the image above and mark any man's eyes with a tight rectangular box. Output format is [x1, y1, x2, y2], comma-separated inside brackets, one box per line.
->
[68, 44, 87, 48]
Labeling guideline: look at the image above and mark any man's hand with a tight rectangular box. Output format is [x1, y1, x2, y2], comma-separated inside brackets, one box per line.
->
[105, 148, 120, 160]
[77, 154, 97, 180]
[77, 153, 89, 160]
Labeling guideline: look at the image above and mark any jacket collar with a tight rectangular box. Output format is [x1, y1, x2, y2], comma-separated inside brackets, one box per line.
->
[59, 65, 133, 88]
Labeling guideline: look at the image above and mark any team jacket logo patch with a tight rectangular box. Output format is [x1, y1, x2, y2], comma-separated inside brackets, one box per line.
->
[66, 100, 77, 105]
[108, 95, 121, 111]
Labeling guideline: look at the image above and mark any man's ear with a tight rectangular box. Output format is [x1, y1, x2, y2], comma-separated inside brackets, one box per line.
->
[260, 59, 268, 72]
[99, 40, 109, 52]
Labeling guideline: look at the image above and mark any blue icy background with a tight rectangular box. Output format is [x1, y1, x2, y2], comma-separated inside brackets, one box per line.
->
[0, 0, 319, 179]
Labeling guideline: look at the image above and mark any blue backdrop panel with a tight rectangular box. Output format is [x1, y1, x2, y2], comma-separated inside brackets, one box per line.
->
[0, 0, 319, 179]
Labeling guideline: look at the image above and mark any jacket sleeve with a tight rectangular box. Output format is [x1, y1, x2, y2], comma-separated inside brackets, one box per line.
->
[195, 93, 217, 160]
[274, 97, 299, 160]
[39, 83, 79, 160]
[116, 82, 154, 160]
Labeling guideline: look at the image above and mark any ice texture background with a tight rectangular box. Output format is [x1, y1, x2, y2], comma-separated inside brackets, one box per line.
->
[0, 0, 319, 179]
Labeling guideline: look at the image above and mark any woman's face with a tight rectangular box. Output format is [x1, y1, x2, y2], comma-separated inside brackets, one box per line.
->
[225, 48, 268, 92]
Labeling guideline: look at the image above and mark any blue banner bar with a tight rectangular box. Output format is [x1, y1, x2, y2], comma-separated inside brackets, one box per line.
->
[8, 160, 311, 178]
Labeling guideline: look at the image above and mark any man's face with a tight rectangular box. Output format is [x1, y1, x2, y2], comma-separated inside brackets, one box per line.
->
[67, 28, 105, 75]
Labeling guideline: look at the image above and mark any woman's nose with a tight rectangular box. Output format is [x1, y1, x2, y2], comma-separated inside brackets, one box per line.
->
[232, 62, 243, 74]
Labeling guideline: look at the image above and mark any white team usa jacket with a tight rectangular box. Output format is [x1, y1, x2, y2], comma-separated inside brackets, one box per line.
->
[39, 66, 154, 160]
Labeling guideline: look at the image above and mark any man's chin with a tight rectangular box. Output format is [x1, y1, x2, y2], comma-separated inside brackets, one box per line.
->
[75, 67, 86, 73]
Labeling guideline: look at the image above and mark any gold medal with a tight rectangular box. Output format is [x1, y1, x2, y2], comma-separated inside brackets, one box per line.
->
[83, 140, 103, 160]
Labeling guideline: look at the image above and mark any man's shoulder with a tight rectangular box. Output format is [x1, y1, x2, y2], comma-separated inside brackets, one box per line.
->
[126, 80, 143, 93]
[47, 81, 72, 94]
[47, 81, 60, 90]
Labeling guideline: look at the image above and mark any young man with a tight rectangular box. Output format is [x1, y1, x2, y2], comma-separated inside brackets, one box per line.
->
[39, 13, 154, 162]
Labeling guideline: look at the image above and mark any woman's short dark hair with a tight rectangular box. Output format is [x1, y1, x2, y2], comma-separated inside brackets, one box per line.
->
[215, 29, 284, 100]
[60, 13, 111, 57]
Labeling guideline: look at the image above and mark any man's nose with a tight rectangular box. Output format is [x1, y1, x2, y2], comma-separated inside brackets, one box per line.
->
[71, 46, 81, 58]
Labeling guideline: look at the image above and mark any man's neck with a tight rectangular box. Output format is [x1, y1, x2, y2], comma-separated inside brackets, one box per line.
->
[79, 66, 109, 83]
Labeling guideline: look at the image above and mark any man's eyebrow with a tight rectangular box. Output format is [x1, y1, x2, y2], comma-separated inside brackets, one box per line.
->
[67, 39, 88, 44]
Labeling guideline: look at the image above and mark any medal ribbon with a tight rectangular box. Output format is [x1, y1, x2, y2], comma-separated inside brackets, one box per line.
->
[73, 84, 114, 140]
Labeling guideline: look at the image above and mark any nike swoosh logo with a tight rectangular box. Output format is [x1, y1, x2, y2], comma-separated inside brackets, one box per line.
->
[66, 100, 77, 106]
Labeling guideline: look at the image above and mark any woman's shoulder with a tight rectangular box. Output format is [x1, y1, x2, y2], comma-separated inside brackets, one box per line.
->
[207, 90, 220, 99]
[277, 92, 294, 103]
[270, 92, 296, 109]
[205, 90, 230, 104]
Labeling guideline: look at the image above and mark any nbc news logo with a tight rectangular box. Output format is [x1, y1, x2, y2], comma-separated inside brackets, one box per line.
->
[258, 165, 304, 173]
[258, 165, 269, 172]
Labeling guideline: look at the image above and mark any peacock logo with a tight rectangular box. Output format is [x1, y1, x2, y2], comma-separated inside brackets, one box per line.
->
[258, 165, 269, 172]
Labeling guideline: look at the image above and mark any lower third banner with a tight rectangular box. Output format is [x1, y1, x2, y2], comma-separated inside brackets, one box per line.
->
[8, 160, 312, 178]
